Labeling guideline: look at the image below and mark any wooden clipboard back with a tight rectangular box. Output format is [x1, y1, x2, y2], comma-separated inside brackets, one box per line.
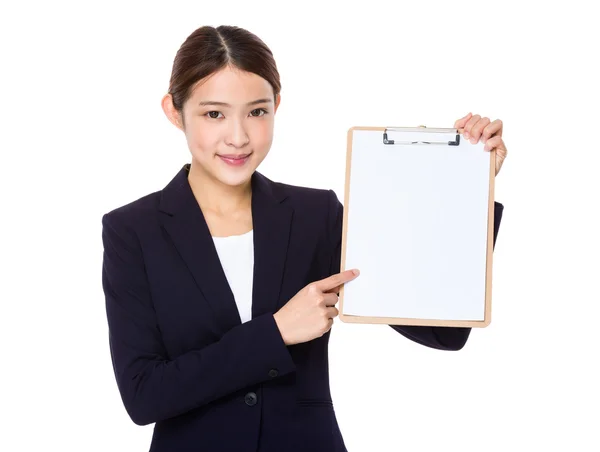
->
[338, 126, 496, 328]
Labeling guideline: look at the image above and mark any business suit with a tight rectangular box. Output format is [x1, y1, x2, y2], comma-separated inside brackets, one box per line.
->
[101, 163, 504, 452]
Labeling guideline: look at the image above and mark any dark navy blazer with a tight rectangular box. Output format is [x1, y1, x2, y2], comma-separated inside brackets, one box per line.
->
[101, 163, 504, 452]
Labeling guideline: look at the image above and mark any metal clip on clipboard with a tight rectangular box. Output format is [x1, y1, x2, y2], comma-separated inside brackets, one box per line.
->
[382, 126, 461, 146]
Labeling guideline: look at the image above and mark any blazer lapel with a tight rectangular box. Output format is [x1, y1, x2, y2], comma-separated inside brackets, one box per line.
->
[250, 170, 293, 320]
[158, 164, 292, 336]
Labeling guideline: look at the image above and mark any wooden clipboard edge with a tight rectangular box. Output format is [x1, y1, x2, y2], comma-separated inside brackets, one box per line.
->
[338, 126, 495, 328]
[338, 314, 490, 328]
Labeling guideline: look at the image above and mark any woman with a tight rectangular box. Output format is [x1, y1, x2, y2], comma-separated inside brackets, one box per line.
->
[101, 25, 507, 452]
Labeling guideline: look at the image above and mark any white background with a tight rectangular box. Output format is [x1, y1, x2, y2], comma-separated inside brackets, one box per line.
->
[1, 1, 598, 451]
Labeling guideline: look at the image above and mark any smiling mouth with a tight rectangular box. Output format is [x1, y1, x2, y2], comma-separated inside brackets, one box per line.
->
[217, 153, 252, 159]
[217, 153, 253, 166]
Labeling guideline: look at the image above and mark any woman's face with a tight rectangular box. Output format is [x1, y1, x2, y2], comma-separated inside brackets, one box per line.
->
[166, 65, 280, 188]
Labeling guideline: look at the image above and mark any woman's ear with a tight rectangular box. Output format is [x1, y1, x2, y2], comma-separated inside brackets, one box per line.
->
[274, 93, 281, 113]
[161, 93, 185, 131]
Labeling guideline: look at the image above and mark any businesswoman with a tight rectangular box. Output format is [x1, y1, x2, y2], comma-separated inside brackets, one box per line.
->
[101, 25, 507, 452]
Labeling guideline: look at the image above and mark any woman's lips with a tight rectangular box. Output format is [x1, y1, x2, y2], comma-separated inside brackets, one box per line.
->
[218, 153, 251, 166]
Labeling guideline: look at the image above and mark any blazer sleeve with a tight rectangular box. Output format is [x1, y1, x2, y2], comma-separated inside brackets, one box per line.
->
[326, 189, 504, 351]
[101, 212, 297, 426]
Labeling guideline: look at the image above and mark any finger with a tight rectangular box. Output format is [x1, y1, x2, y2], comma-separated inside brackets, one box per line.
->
[483, 135, 503, 152]
[324, 317, 334, 333]
[326, 306, 339, 318]
[469, 117, 491, 143]
[315, 269, 359, 292]
[323, 283, 341, 295]
[322, 292, 339, 306]
[481, 119, 503, 142]
[454, 112, 472, 130]
[463, 114, 481, 140]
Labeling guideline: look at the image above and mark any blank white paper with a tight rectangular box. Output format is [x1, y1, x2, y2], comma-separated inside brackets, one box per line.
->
[342, 129, 491, 321]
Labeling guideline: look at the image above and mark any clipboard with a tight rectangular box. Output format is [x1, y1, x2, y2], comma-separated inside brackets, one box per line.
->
[338, 126, 496, 328]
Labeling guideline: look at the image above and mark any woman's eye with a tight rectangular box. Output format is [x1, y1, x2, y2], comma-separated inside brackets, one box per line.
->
[250, 108, 267, 117]
[205, 109, 267, 119]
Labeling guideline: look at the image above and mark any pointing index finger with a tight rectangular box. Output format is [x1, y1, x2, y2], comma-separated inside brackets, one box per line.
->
[316, 269, 360, 292]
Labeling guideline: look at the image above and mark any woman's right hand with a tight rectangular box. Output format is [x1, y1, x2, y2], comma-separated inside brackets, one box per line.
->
[273, 269, 360, 346]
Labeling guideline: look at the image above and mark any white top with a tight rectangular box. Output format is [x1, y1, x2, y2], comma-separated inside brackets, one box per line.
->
[211, 229, 254, 324]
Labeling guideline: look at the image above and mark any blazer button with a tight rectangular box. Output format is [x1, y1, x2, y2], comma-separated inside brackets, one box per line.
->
[268, 368, 279, 378]
[245, 392, 257, 406]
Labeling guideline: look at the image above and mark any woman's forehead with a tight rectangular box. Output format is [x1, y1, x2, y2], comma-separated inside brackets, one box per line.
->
[189, 67, 273, 106]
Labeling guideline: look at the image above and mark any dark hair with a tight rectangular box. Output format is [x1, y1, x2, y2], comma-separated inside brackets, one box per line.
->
[168, 25, 281, 121]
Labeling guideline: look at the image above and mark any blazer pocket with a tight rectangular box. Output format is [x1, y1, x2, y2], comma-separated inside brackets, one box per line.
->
[296, 398, 334, 407]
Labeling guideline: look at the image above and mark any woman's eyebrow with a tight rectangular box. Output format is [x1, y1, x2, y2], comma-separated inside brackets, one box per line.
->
[198, 98, 272, 107]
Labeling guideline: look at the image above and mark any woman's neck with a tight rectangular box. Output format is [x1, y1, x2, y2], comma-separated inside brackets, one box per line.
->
[187, 161, 252, 216]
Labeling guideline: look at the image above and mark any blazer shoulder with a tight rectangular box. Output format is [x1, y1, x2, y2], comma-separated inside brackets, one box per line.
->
[102, 190, 161, 228]
[270, 178, 332, 207]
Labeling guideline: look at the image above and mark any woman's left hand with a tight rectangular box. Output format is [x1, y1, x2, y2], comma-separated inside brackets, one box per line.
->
[454, 112, 507, 177]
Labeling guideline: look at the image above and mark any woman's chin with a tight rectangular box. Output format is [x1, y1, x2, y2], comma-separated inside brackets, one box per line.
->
[215, 165, 255, 187]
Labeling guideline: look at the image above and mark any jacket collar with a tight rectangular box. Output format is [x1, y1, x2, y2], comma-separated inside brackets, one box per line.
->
[158, 163, 293, 336]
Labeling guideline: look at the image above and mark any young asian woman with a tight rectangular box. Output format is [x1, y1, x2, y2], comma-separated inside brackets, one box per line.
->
[101, 25, 507, 452]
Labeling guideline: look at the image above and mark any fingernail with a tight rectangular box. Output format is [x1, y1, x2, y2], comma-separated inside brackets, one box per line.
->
[353, 269, 360, 276]
[464, 132, 469, 139]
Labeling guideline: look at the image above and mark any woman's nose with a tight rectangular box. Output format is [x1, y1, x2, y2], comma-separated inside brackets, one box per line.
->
[225, 121, 250, 148]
